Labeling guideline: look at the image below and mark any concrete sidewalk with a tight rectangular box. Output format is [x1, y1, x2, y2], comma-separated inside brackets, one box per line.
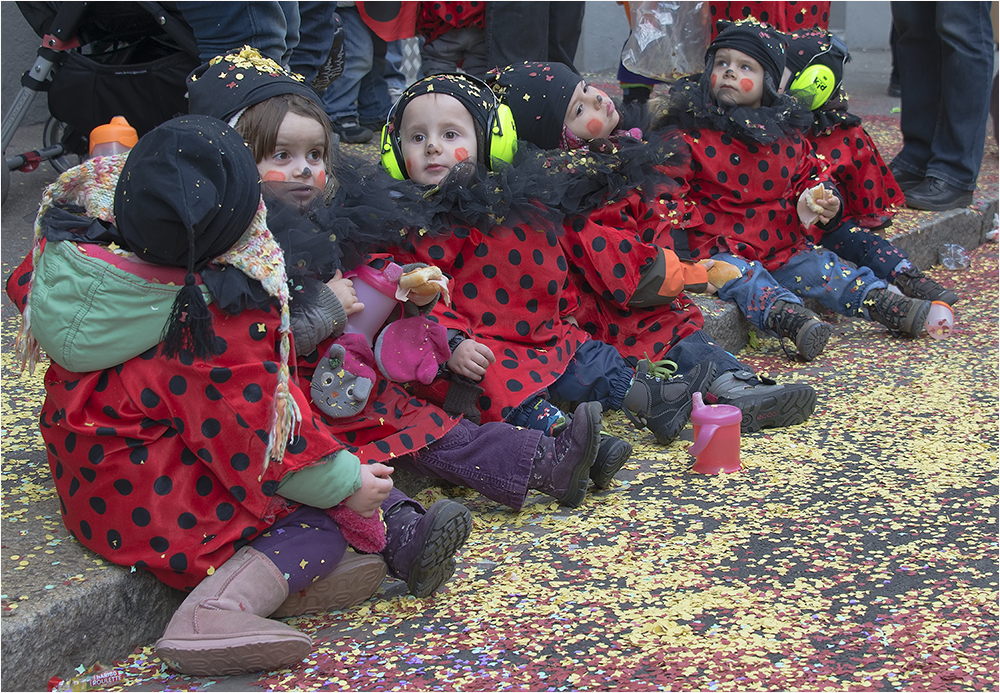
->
[1, 49, 997, 691]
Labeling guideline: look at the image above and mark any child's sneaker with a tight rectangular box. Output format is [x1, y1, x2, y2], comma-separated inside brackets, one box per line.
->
[710, 370, 817, 433]
[768, 300, 832, 361]
[893, 267, 959, 305]
[864, 288, 932, 337]
[622, 359, 717, 444]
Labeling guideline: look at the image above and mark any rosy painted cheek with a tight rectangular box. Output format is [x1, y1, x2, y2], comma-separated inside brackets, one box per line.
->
[455, 147, 469, 161]
[263, 170, 286, 182]
[586, 119, 603, 136]
[315, 170, 326, 188]
[710, 74, 717, 88]
[740, 78, 754, 93]
[405, 158, 413, 174]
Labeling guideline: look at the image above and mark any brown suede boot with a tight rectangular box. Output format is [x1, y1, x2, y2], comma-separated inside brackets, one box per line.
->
[155, 547, 312, 676]
[271, 550, 387, 618]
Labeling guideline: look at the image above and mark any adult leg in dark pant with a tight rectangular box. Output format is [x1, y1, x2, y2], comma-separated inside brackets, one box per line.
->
[890, 1, 994, 210]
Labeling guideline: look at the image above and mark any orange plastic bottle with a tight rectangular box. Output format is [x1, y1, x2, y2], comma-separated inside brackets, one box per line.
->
[88, 116, 138, 158]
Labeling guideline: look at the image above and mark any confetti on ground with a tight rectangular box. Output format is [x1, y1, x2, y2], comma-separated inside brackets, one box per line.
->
[2, 71, 997, 692]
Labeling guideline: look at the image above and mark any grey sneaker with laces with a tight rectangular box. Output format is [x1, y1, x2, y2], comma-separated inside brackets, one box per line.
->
[864, 288, 932, 337]
[710, 370, 817, 433]
[622, 359, 717, 444]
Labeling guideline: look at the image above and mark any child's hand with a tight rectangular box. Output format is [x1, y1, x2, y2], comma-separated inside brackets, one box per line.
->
[448, 339, 496, 381]
[344, 463, 394, 517]
[797, 185, 840, 227]
[326, 269, 365, 315]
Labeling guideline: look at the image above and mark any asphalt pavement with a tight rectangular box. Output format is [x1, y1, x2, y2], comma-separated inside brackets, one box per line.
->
[1, 49, 997, 692]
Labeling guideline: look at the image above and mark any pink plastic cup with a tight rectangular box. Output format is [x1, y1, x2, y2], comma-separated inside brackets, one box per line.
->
[344, 263, 403, 345]
[689, 391, 743, 474]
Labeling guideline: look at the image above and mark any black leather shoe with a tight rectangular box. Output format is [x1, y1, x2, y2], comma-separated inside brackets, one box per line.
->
[904, 177, 974, 211]
[888, 163, 923, 193]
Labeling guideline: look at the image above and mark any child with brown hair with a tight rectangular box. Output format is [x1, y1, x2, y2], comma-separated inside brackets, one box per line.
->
[186, 48, 607, 513]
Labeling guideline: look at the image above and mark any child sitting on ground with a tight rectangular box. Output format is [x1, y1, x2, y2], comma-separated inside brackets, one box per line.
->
[381, 71, 762, 462]
[651, 19, 934, 361]
[490, 60, 818, 431]
[781, 28, 958, 306]
[6, 116, 469, 677]
[186, 48, 607, 513]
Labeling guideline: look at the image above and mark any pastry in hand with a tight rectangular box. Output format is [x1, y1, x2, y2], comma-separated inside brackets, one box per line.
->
[701, 258, 742, 287]
[398, 265, 450, 303]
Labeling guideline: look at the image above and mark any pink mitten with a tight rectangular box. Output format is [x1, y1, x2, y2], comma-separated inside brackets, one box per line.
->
[327, 503, 387, 553]
[373, 316, 450, 384]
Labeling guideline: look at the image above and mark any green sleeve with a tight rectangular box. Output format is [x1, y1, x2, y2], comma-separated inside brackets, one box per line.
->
[276, 449, 363, 508]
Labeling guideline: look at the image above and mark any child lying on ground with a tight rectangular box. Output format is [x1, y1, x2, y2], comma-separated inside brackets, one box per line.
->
[651, 19, 934, 361]
[490, 60, 818, 431]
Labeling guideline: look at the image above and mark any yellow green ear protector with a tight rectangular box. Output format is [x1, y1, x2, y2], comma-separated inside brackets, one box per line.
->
[380, 73, 518, 180]
[788, 34, 849, 110]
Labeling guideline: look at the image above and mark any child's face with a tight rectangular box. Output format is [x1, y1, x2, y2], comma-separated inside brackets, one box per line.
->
[257, 111, 327, 202]
[564, 81, 620, 140]
[399, 93, 477, 185]
[711, 48, 765, 109]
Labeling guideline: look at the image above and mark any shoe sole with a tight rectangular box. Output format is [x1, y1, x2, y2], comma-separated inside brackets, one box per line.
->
[796, 320, 833, 361]
[901, 299, 933, 337]
[559, 401, 603, 507]
[406, 500, 473, 598]
[270, 552, 386, 618]
[723, 383, 817, 434]
[591, 435, 633, 489]
[157, 631, 312, 677]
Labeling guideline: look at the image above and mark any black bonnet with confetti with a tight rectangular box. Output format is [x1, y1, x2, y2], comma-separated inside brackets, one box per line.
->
[489, 61, 582, 150]
[187, 45, 323, 124]
[114, 114, 260, 271]
[389, 73, 496, 156]
[707, 19, 787, 92]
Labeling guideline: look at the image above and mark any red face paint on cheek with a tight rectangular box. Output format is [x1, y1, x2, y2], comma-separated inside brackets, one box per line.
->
[710, 74, 717, 88]
[740, 78, 754, 92]
[315, 170, 326, 188]
[586, 119, 602, 136]
[405, 158, 413, 174]
[263, 170, 286, 182]
[454, 147, 469, 161]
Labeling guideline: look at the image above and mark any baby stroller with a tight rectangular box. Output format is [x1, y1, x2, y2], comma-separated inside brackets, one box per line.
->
[2, 1, 200, 204]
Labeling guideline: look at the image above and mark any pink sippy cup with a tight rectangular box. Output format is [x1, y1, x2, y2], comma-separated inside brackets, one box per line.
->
[343, 263, 403, 345]
[924, 300, 954, 340]
[688, 391, 743, 474]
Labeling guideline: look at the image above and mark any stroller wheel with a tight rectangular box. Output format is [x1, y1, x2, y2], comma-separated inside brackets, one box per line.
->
[42, 118, 85, 173]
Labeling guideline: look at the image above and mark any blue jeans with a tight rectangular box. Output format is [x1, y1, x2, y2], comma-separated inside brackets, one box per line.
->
[288, 1, 338, 83]
[890, 1, 995, 190]
[322, 7, 392, 124]
[544, 340, 634, 411]
[177, 1, 298, 66]
[820, 222, 911, 280]
[716, 250, 888, 331]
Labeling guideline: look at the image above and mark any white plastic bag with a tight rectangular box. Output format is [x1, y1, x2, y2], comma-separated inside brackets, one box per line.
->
[620, 2, 712, 83]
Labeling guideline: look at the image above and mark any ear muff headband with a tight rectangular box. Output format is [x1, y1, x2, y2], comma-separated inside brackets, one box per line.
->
[789, 63, 837, 110]
[788, 35, 849, 110]
[380, 74, 518, 180]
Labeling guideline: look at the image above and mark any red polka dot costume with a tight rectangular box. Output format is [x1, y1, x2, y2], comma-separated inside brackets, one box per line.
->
[709, 2, 831, 37]
[396, 222, 591, 423]
[8, 153, 347, 591]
